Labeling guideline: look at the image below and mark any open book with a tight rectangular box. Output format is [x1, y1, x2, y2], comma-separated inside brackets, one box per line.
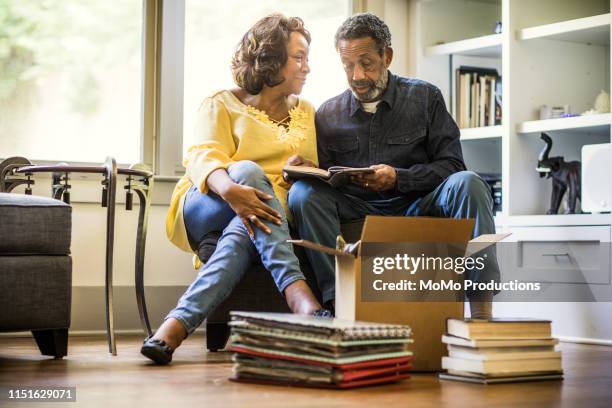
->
[283, 165, 374, 187]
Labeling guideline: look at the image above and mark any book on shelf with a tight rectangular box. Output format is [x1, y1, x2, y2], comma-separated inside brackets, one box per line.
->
[439, 318, 562, 384]
[453, 66, 501, 129]
[478, 173, 502, 213]
[283, 165, 374, 188]
[227, 311, 413, 389]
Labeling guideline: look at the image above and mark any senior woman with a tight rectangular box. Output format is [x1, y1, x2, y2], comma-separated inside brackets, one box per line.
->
[141, 14, 325, 365]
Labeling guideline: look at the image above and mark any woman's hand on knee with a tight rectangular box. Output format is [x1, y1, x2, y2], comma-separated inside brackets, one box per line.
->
[220, 183, 282, 236]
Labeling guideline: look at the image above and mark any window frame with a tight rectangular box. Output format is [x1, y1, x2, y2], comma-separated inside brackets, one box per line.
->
[155, 0, 359, 178]
[1, 0, 360, 179]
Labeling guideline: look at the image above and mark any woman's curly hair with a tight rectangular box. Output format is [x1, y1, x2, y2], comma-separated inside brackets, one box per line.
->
[232, 14, 310, 95]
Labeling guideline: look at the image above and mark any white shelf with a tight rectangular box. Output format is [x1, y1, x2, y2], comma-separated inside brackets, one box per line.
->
[425, 34, 502, 58]
[516, 113, 611, 135]
[503, 213, 612, 227]
[460, 125, 503, 140]
[518, 13, 610, 46]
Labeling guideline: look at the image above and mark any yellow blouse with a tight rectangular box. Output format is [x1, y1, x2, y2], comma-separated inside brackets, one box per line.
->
[166, 89, 318, 253]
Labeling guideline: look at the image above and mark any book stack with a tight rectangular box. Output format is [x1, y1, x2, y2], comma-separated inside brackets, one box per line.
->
[453, 66, 502, 129]
[227, 311, 413, 389]
[440, 318, 563, 384]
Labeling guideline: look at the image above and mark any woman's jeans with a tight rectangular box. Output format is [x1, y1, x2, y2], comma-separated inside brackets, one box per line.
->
[165, 160, 305, 334]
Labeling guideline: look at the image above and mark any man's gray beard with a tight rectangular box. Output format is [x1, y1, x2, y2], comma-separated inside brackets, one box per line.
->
[351, 69, 389, 102]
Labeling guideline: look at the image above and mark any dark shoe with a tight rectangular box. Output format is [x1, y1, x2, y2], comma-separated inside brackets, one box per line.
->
[141, 336, 174, 365]
[313, 308, 334, 318]
[197, 231, 221, 264]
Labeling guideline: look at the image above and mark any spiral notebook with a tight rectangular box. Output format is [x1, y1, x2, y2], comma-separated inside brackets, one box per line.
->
[229, 311, 412, 341]
[231, 354, 412, 389]
[229, 312, 412, 388]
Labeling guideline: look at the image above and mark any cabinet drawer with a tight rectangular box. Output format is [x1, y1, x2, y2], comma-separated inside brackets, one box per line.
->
[501, 226, 611, 284]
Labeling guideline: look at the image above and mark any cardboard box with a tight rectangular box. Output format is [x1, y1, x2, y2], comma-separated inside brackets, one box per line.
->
[292, 216, 507, 372]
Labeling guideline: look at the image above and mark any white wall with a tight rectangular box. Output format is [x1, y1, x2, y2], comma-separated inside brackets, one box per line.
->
[362, 0, 412, 76]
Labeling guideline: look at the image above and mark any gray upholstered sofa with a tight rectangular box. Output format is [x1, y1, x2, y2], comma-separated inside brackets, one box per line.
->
[205, 221, 363, 351]
[0, 192, 72, 358]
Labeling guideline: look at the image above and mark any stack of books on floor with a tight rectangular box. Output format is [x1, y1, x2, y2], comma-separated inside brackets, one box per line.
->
[227, 311, 413, 389]
[440, 318, 563, 384]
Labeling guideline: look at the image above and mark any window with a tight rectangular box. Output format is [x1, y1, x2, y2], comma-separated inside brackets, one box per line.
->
[0, 0, 143, 164]
[182, 0, 350, 153]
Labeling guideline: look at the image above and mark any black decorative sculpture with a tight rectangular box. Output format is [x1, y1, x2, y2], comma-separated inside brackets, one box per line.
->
[536, 133, 581, 214]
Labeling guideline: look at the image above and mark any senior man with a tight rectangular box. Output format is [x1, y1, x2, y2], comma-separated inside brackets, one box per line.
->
[287, 13, 499, 319]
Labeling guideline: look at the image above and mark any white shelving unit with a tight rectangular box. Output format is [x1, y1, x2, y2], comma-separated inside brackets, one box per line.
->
[410, 0, 612, 342]
[518, 13, 610, 45]
[460, 125, 503, 140]
[425, 34, 502, 58]
[517, 113, 611, 136]
[501, 213, 612, 227]
[412, 0, 611, 221]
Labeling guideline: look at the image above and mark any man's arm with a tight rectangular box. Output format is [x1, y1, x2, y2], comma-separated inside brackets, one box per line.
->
[395, 87, 466, 194]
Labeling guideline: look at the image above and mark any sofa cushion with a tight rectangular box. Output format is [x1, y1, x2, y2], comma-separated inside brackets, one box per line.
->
[0, 193, 71, 255]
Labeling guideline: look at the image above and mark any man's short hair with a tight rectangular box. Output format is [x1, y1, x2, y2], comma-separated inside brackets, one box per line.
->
[334, 13, 391, 54]
[232, 14, 311, 95]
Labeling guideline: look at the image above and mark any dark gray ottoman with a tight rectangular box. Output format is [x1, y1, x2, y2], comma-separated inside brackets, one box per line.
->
[0, 192, 72, 358]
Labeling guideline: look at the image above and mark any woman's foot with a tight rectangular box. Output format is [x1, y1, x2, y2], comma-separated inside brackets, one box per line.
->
[284, 279, 321, 315]
[153, 318, 188, 349]
[141, 318, 188, 364]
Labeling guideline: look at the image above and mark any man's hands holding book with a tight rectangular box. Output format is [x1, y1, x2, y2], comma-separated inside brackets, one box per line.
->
[351, 164, 397, 192]
[282, 156, 396, 191]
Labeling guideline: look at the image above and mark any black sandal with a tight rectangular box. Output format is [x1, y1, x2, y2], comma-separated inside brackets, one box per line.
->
[141, 336, 174, 365]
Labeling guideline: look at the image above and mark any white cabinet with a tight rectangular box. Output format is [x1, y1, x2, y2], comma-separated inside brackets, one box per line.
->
[503, 225, 611, 284]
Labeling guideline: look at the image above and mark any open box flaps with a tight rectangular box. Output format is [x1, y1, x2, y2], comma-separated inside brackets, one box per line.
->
[290, 216, 509, 258]
[290, 216, 510, 371]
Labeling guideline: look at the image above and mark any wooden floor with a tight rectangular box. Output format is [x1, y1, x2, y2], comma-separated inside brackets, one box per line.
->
[0, 334, 611, 408]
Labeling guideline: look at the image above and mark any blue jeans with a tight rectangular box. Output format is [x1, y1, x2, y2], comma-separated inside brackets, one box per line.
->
[287, 170, 500, 303]
[166, 160, 305, 334]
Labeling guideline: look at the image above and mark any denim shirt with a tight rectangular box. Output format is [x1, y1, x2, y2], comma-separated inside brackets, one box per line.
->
[315, 72, 466, 203]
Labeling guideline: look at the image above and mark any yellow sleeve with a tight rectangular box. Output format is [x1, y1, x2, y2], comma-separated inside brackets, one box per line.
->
[184, 96, 236, 194]
[302, 99, 319, 168]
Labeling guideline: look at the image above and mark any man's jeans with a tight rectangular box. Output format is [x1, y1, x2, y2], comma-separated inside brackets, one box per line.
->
[165, 160, 305, 334]
[288, 170, 500, 303]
